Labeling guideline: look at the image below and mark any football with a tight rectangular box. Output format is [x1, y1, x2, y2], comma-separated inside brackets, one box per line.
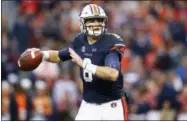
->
[18, 50, 43, 71]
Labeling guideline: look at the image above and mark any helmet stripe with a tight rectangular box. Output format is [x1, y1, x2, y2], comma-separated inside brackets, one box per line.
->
[89, 5, 94, 15]
[90, 4, 99, 16]
[97, 6, 100, 14]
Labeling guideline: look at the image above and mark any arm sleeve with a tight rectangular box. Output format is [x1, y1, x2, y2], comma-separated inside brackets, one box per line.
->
[104, 51, 121, 71]
[58, 45, 72, 61]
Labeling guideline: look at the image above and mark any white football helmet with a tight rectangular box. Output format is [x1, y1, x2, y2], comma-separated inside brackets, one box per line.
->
[79, 4, 107, 37]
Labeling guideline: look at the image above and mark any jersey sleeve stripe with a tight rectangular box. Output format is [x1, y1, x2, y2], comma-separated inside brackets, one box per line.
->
[114, 44, 126, 47]
[110, 44, 126, 54]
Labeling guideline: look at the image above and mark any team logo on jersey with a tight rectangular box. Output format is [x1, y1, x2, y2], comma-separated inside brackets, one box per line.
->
[111, 102, 117, 108]
[81, 46, 86, 52]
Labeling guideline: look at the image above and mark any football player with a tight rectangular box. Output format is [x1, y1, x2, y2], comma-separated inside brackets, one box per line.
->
[27, 4, 128, 120]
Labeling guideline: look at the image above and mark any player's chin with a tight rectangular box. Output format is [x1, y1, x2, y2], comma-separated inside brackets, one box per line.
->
[94, 31, 102, 36]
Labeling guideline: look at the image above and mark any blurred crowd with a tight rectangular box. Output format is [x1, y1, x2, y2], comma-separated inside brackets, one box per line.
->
[2, 0, 187, 120]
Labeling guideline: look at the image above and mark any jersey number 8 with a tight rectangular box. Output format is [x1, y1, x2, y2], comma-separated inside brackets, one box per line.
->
[83, 58, 93, 82]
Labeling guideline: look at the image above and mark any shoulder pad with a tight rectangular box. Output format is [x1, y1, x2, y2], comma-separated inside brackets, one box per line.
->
[106, 33, 123, 41]
[72, 32, 85, 48]
[106, 33, 126, 54]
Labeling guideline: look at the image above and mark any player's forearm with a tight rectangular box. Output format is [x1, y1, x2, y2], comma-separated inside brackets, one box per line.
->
[95, 66, 119, 81]
[82, 59, 119, 81]
[42, 50, 61, 63]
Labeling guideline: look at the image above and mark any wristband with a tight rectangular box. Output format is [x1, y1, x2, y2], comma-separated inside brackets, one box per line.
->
[42, 51, 49, 61]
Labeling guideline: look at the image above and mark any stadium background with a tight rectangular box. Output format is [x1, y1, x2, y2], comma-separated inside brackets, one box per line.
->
[2, 0, 187, 120]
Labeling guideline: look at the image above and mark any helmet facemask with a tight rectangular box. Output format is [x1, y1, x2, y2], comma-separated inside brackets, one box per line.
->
[80, 17, 107, 37]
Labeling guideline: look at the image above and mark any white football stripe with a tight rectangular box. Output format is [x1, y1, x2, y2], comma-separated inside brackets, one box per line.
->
[31, 51, 35, 58]
[18, 60, 21, 67]
[114, 44, 126, 47]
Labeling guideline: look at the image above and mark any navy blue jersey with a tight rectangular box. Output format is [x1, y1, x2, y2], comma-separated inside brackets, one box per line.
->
[59, 32, 126, 104]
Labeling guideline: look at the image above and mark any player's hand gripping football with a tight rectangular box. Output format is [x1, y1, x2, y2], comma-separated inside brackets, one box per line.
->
[18, 48, 43, 71]
[69, 48, 83, 68]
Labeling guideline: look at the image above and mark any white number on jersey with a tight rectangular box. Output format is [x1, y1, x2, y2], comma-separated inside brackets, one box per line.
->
[83, 58, 93, 82]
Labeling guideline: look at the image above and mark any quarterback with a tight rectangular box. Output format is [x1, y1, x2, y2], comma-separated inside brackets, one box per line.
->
[27, 4, 128, 120]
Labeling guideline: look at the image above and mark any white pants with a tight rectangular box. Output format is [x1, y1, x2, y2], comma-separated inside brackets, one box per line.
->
[75, 97, 128, 120]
